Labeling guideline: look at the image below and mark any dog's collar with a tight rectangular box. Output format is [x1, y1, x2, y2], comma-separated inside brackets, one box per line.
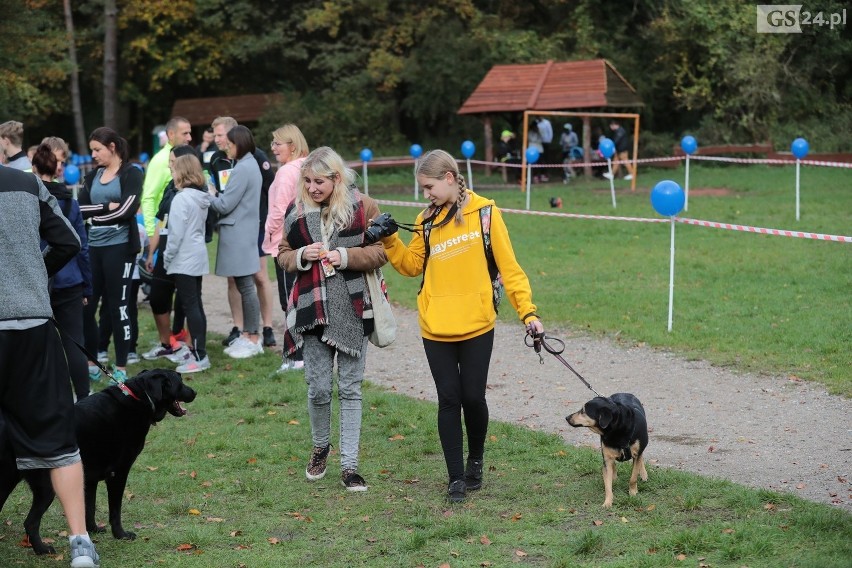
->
[117, 382, 156, 413]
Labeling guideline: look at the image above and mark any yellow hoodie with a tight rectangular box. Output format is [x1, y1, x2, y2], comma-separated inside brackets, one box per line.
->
[382, 190, 538, 342]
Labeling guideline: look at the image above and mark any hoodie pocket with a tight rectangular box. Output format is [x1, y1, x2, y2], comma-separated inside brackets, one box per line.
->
[421, 292, 492, 337]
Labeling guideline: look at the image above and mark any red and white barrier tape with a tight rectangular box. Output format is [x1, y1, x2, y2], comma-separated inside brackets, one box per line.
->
[375, 199, 851, 242]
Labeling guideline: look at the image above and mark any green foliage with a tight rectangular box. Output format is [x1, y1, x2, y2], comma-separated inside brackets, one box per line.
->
[0, 0, 67, 122]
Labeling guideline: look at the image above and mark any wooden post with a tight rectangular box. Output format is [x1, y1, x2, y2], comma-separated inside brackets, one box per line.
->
[631, 115, 640, 192]
[483, 115, 493, 176]
[582, 115, 592, 178]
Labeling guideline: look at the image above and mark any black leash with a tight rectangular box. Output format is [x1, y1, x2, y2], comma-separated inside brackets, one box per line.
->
[525, 330, 603, 397]
[50, 318, 120, 386]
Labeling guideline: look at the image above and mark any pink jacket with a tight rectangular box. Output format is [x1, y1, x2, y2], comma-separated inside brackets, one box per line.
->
[262, 156, 306, 255]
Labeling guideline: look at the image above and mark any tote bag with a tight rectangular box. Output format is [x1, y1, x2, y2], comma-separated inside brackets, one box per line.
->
[365, 268, 396, 347]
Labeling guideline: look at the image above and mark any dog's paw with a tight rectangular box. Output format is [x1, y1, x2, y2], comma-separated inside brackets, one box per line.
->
[32, 544, 56, 555]
[89, 523, 107, 534]
[114, 530, 137, 541]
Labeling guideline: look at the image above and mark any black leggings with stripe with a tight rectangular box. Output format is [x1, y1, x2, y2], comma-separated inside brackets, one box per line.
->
[83, 243, 135, 367]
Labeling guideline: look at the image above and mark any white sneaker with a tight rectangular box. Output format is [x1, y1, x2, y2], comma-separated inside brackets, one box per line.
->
[176, 355, 211, 373]
[224, 336, 250, 356]
[166, 346, 192, 363]
[277, 358, 305, 372]
[97, 351, 109, 363]
[624, 174, 633, 180]
[602, 172, 613, 180]
[228, 338, 263, 359]
[126, 352, 140, 365]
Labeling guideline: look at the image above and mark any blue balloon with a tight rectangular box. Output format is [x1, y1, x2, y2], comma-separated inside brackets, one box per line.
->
[524, 147, 540, 164]
[791, 137, 809, 160]
[360, 148, 373, 162]
[461, 140, 475, 159]
[598, 138, 615, 159]
[71, 153, 82, 166]
[651, 180, 686, 217]
[409, 144, 423, 159]
[681, 135, 698, 155]
[139, 152, 150, 163]
[64, 164, 81, 185]
[83, 154, 92, 164]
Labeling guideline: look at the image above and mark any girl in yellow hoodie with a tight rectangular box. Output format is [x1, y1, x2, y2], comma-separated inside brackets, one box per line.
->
[381, 149, 544, 503]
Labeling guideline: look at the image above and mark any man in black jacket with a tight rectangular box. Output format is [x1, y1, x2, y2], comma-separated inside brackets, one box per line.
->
[0, 166, 101, 567]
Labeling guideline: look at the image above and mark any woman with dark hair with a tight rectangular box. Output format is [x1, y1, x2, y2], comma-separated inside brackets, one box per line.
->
[32, 143, 93, 400]
[78, 127, 144, 383]
[209, 125, 264, 358]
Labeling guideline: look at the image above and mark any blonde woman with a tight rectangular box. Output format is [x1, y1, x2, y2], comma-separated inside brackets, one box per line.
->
[378, 149, 544, 503]
[262, 124, 310, 372]
[277, 147, 387, 492]
[163, 154, 211, 373]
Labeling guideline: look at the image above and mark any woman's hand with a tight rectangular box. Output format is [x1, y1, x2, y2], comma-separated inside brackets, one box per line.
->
[301, 242, 326, 262]
[325, 249, 342, 267]
[146, 251, 155, 273]
[526, 319, 544, 336]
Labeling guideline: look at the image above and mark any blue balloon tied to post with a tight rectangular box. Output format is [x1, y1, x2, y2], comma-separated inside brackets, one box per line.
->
[409, 144, 423, 159]
[681, 135, 698, 155]
[461, 140, 475, 159]
[598, 137, 615, 159]
[139, 152, 149, 163]
[651, 180, 686, 217]
[525, 147, 540, 164]
[360, 148, 373, 162]
[64, 164, 81, 185]
[791, 137, 809, 160]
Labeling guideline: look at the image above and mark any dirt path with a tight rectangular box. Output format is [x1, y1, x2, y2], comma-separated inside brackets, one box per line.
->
[200, 274, 851, 511]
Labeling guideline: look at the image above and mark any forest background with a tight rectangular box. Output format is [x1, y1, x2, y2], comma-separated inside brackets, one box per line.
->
[2, 0, 850, 158]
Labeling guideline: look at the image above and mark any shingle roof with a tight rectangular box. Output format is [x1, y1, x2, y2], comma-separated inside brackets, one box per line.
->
[171, 94, 282, 126]
[458, 59, 642, 115]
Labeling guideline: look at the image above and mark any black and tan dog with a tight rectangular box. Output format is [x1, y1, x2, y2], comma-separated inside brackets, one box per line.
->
[0, 369, 196, 555]
[567, 393, 648, 508]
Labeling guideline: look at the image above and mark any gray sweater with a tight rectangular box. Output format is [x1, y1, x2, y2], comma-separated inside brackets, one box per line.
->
[0, 168, 80, 322]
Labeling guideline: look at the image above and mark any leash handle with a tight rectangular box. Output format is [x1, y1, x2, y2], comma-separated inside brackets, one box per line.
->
[524, 330, 603, 397]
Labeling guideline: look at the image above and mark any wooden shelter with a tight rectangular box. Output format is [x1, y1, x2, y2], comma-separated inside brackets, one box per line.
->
[458, 59, 643, 186]
[171, 93, 282, 128]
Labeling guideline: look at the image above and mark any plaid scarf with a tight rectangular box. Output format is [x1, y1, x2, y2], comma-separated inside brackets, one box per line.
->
[282, 197, 367, 357]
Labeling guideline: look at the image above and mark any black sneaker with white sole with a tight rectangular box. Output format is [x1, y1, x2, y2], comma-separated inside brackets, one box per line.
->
[221, 326, 240, 346]
[447, 479, 466, 503]
[465, 458, 483, 491]
[341, 469, 368, 492]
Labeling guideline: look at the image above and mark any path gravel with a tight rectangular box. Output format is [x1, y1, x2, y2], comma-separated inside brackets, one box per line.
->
[201, 274, 851, 511]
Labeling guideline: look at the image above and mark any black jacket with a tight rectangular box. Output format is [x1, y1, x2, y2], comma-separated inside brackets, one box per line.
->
[78, 164, 145, 254]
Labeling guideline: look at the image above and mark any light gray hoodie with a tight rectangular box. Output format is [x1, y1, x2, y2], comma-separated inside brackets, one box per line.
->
[164, 186, 211, 277]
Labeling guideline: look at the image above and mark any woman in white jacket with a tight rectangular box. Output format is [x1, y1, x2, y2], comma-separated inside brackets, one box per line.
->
[164, 154, 211, 372]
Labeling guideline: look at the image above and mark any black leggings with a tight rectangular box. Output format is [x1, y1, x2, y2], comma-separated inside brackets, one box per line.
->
[422, 330, 494, 481]
[173, 274, 206, 359]
[51, 284, 89, 400]
[83, 244, 135, 367]
[274, 263, 302, 361]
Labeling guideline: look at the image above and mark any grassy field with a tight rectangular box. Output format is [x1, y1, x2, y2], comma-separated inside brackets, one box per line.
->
[2, 162, 847, 566]
[1, 345, 849, 567]
[366, 162, 851, 396]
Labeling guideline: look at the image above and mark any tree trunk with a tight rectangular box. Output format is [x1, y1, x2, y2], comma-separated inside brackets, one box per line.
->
[103, 0, 117, 129]
[63, 0, 86, 154]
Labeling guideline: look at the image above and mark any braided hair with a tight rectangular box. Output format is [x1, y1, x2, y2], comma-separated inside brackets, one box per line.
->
[416, 149, 469, 224]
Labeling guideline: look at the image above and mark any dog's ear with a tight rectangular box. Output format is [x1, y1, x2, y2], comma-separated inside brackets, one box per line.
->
[144, 370, 168, 401]
[597, 407, 613, 429]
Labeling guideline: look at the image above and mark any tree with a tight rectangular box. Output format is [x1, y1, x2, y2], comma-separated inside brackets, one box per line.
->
[103, 0, 117, 128]
[64, 0, 87, 154]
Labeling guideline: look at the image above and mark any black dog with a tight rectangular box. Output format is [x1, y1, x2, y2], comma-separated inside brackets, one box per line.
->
[566, 393, 648, 508]
[0, 369, 196, 555]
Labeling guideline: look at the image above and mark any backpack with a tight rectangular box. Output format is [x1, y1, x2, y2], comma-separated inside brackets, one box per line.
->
[420, 204, 504, 313]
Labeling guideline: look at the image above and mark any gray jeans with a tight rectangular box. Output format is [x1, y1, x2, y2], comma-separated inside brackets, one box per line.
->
[302, 334, 368, 471]
[233, 274, 259, 334]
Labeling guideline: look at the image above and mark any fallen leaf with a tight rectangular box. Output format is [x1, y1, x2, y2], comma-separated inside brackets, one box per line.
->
[796, 483, 805, 490]
[676, 553, 687, 561]
[722, 528, 734, 534]
[515, 549, 528, 557]
[764, 503, 777, 511]
[230, 530, 243, 537]
[480, 535, 492, 545]
[620, 517, 629, 523]
[388, 434, 405, 441]
[190, 471, 197, 479]
[145, 466, 158, 471]
[366, 537, 377, 543]
[247, 457, 257, 464]
[206, 517, 225, 523]
[188, 509, 201, 515]
[646, 504, 656, 511]
[176, 543, 195, 551]
[593, 520, 603, 526]
[288, 419, 299, 425]
[268, 537, 280, 545]
[511, 513, 522, 521]
[267, 411, 277, 415]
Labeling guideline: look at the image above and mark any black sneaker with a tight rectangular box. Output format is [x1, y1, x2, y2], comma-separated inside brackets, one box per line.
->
[341, 469, 368, 492]
[306, 445, 330, 480]
[465, 458, 483, 491]
[447, 479, 466, 503]
[221, 326, 240, 346]
[262, 326, 277, 347]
